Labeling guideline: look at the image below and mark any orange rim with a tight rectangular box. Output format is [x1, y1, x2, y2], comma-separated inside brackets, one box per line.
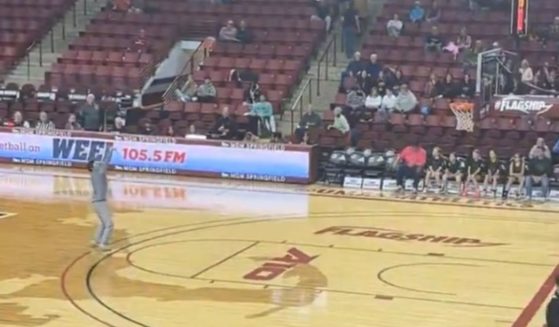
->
[449, 102, 474, 112]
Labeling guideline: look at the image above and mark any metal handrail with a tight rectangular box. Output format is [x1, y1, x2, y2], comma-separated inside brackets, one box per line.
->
[289, 78, 313, 134]
[161, 42, 209, 104]
[24, 41, 36, 80]
[315, 32, 337, 96]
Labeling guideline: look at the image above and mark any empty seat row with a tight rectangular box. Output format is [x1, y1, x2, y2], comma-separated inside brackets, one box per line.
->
[46, 63, 151, 91]
[211, 43, 313, 61]
[82, 24, 177, 39]
[0, 0, 70, 7]
[381, 5, 509, 23]
[201, 57, 303, 75]
[369, 20, 510, 39]
[154, 1, 315, 17]
[93, 11, 325, 32]
[58, 50, 153, 68]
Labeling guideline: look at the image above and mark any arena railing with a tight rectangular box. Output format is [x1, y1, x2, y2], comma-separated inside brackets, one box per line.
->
[20, 0, 90, 79]
[289, 78, 313, 134]
[315, 31, 337, 97]
[161, 41, 211, 105]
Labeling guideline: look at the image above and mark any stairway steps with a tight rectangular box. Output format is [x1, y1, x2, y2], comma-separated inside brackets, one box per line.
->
[4, 0, 106, 86]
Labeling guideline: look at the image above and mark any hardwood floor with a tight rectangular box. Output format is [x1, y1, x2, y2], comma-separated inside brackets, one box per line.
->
[0, 164, 556, 327]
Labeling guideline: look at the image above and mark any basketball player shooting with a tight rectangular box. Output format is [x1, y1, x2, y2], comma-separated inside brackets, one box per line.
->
[87, 144, 114, 251]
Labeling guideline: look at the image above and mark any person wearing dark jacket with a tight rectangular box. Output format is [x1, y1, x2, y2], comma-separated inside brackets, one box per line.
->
[236, 20, 253, 44]
[340, 51, 365, 86]
[547, 275, 559, 327]
[79, 94, 101, 131]
[209, 106, 238, 140]
[458, 73, 476, 98]
[295, 104, 322, 142]
[442, 73, 459, 99]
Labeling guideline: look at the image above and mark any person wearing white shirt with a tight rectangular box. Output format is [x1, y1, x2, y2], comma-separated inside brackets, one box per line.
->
[381, 88, 397, 111]
[328, 107, 350, 134]
[519, 59, 534, 83]
[185, 124, 207, 140]
[394, 84, 418, 113]
[519, 59, 534, 94]
[365, 87, 382, 109]
[386, 13, 403, 37]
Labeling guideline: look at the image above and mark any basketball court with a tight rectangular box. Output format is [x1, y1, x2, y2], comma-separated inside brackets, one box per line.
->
[0, 164, 557, 327]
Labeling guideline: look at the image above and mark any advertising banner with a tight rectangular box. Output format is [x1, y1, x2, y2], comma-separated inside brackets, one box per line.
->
[0, 128, 315, 184]
[491, 95, 559, 118]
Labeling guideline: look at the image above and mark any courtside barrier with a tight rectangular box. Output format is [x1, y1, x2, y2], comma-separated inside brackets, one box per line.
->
[0, 127, 318, 184]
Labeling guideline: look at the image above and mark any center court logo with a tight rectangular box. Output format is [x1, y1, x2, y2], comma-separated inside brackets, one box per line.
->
[315, 226, 508, 247]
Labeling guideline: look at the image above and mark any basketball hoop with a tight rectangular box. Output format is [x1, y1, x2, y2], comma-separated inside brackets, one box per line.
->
[450, 102, 475, 132]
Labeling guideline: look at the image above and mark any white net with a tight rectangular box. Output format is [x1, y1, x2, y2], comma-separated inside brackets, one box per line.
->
[450, 102, 475, 132]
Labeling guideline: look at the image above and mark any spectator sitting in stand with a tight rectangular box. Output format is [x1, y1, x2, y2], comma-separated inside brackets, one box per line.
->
[209, 106, 237, 139]
[462, 39, 484, 69]
[65, 113, 82, 130]
[409, 1, 425, 24]
[386, 13, 404, 38]
[35, 111, 56, 131]
[175, 75, 198, 102]
[525, 148, 552, 202]
[164, 125, 175, 137]
[458, 73, 475, 98]
[140, 121, 156, 135]
[535, 67, 559, 93]
[270, 132, 284, 144]
[424, 73, 444, 99]
[381, 88, 397, 112]
[128, 29, 148, 54]
[244, 81, 262, 104]
[328, 107, 350, 134]
[385, 67, 406, 90]
[442, 73, 458, 98]
[230, 68, 259, 87]
[425, 0, 441, 23]
[346, 86, 366, 112]
[425, 26, 444, 52]
[394, 83, 418, 113]
[393, 139, 427, 194]
[365, 53, 382, 81]
[247, 95, 275, 136]
[185, 124, 207, 140]
[456, 27, 472, 52]
[219, 20, 240, 42]
[113, 117, 126, 133]
[518, 59, 534, 93]
[376, 72, 388, 96]
[340, 51, 365, 88]
[4, 111, 30, 128]
[236, 20, 253, 44]
[299, 131, 312, 145]
[295, 104, 322, 142]
[361, 87, 382, 122]
[365, 87, 382, 110]
[196, 78, 217, 102]
[535, 62, 554, 90]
